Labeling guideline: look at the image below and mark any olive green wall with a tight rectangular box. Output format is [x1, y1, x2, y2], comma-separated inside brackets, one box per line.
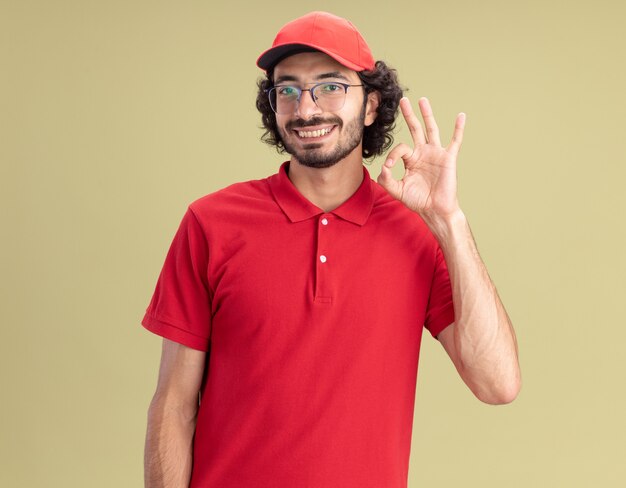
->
[2, 0, 624, 486]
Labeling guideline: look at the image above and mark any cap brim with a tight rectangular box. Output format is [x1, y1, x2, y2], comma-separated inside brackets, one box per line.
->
[256, 42, 368, 72]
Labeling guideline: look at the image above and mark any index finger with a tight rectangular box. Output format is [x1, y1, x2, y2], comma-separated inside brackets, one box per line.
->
[399, 97, 427, 146]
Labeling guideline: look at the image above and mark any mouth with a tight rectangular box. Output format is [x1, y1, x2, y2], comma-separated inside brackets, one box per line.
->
[293, 125, 336, 140]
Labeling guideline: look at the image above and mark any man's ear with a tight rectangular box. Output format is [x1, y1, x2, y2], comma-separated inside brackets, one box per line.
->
[364, 91, 381, 127]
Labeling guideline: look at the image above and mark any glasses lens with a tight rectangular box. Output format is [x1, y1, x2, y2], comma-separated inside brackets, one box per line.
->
[269, 86, 300, 114]
[311, 83, 347, 112]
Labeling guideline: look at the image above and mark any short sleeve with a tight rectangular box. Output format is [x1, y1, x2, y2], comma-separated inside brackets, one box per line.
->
[424, 245, 455, 339]
[141, 206, 212, 351]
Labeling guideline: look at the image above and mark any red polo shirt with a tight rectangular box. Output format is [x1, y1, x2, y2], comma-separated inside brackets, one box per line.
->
[142, 161, 455, 488]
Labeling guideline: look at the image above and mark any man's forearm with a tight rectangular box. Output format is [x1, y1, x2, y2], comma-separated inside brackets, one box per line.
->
[145, 396, 198, 488]
[424, 209, 521, 403]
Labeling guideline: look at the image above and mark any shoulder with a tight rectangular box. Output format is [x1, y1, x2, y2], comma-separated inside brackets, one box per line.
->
[190, 176, 271, 209]
[187, 175, 274, 223]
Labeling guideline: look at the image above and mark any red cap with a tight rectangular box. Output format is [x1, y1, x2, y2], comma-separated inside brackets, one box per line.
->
[256, 11, 375, 72]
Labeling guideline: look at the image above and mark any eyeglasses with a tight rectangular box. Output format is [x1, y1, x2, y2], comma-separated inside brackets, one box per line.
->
[266, 81, 364, 114]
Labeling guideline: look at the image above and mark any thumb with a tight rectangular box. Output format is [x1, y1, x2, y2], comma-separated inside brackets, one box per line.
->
[377, 163, 402, 200]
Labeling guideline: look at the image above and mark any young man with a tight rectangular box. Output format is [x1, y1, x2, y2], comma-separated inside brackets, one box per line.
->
[142, 11, 521, 488]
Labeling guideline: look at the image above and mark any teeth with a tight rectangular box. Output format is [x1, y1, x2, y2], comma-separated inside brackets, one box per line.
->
[297, 127, 332, 138]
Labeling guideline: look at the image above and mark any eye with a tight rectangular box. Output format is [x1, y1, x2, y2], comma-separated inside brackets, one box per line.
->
[277, 86, 299, 97]
[320, 83, 343, 93]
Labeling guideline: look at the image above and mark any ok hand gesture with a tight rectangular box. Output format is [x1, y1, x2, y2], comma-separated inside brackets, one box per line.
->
[377, 97, 466, 221]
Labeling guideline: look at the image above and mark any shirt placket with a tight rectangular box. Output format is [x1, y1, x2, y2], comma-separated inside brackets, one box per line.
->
[314, 213, 332, 305]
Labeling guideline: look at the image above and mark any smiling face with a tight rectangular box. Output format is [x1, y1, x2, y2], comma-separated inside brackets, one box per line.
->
[272, 52, 378, 169]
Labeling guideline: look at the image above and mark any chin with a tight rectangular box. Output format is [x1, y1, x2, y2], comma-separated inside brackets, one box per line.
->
[296, 157, 342, 169]
[289, 146, 350, 169]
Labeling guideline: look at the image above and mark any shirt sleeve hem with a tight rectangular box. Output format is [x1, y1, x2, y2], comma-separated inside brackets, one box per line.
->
[426, 308, 456, 339]
[141, 313, 210, 352]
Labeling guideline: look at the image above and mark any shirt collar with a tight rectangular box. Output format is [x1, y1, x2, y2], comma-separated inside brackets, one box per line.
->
[267, 161, 374, 226]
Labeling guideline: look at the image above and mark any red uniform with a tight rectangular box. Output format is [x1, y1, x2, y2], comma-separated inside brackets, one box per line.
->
[142, 161, 455, 488]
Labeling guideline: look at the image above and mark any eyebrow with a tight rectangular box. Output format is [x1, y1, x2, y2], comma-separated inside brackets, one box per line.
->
[274, 71, 351, 85]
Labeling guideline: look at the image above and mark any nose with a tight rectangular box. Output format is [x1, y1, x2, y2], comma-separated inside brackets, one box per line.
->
[295, 88, 322, 119]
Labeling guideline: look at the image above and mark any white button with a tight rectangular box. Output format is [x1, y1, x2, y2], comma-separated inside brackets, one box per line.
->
[321, 218, 328, 225]
[319, 255, 327, 263]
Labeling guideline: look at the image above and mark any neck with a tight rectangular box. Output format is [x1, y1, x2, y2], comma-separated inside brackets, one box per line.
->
[287, 154, 364, 213]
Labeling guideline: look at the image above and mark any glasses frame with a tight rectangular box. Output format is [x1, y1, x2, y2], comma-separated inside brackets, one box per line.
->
[265, 81, 364, 114]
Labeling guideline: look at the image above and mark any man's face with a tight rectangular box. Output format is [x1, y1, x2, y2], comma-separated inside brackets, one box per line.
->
[272, 52, 376, 169]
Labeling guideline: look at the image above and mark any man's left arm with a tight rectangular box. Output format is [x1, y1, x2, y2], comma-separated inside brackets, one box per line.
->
[426, 209, 520, 405]
[378, 96, 521, 405]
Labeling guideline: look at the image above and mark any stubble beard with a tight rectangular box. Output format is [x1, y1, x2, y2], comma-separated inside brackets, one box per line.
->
[279, 102, 367, 169]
